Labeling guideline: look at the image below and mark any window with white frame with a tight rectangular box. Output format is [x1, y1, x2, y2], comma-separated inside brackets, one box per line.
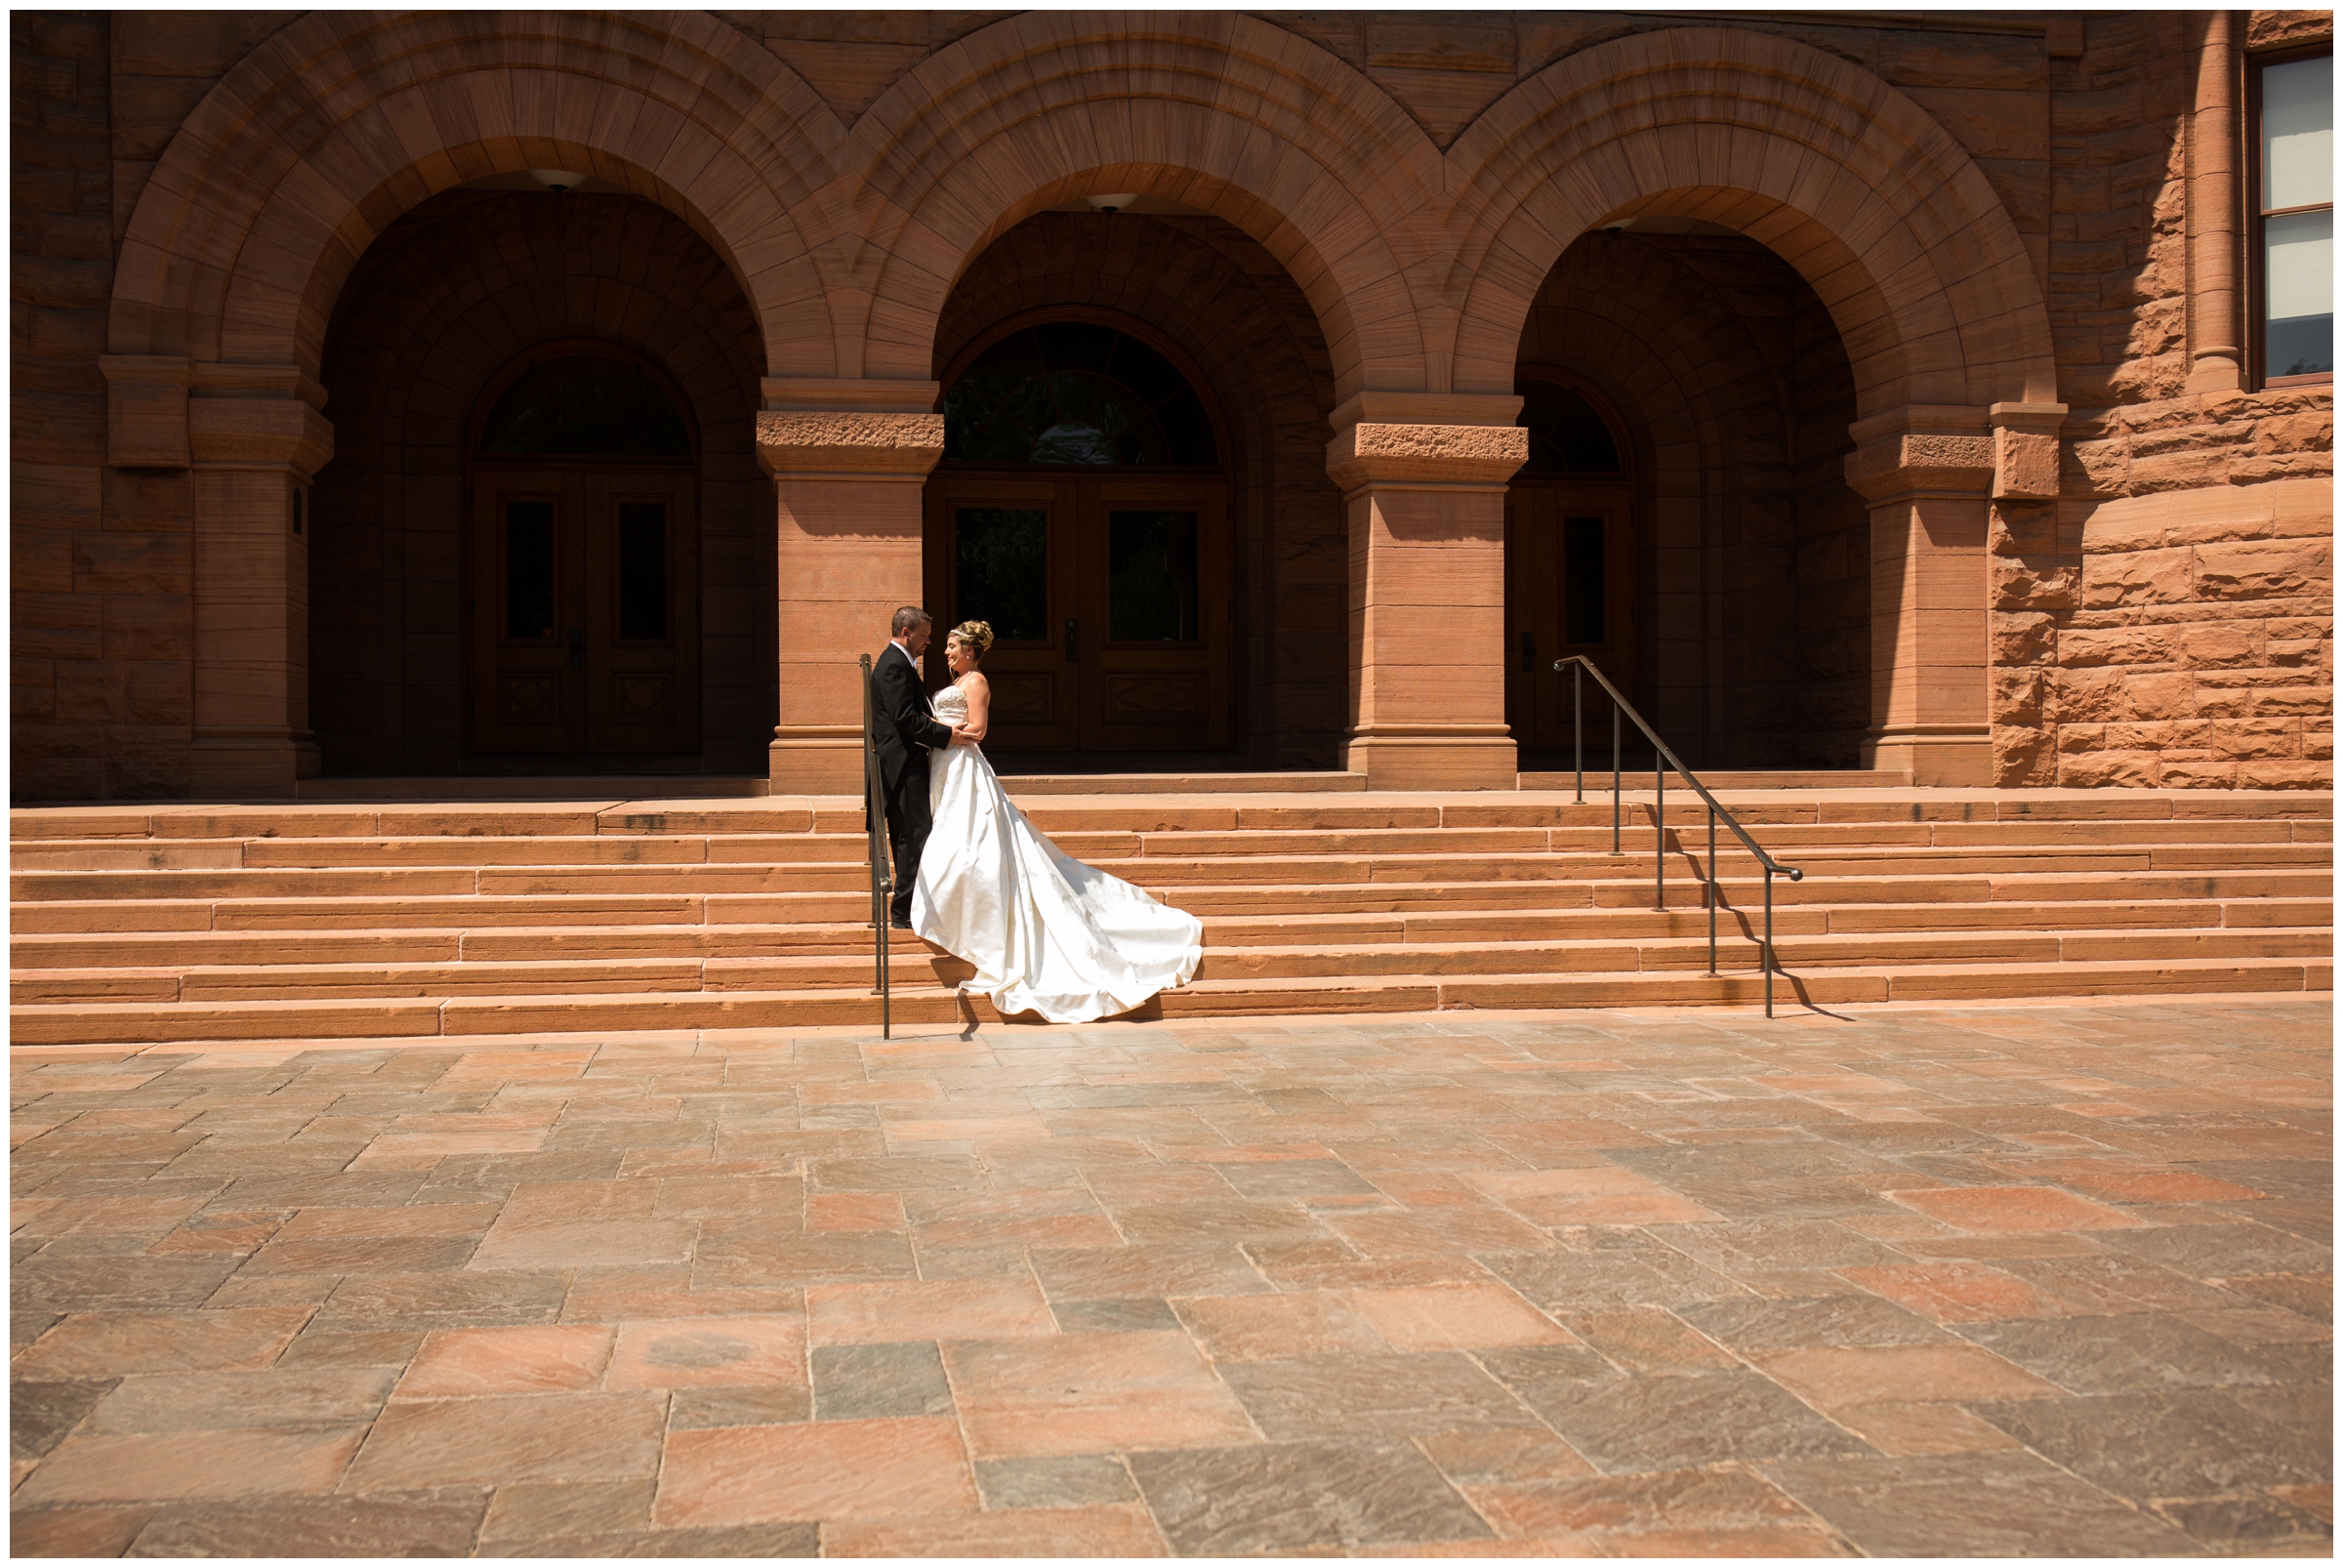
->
[2251, 47, 2333, 385]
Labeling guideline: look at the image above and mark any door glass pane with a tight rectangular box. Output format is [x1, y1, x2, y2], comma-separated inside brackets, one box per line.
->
[955, 507, 1048, 641]
[2263, 54, 2333, 211]
[617, 502, 668, 640]
[1562, 516, 1606, 644]
[2266, 208, 2334, 376]
[1109, 510, 1200, 640]
[505, 500, 555, 641]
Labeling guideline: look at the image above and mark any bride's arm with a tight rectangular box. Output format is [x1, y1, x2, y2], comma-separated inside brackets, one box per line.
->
[957, 674, 991, 743]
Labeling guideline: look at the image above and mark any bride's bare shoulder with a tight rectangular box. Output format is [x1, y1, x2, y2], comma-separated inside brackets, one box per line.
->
[960, 671, 991, 693]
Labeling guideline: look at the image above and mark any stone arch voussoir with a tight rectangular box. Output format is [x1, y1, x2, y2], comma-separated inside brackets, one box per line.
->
[1446, 26, 2058, 416]
[846, 10, 1446, 401]
[107, 10, 847, 382]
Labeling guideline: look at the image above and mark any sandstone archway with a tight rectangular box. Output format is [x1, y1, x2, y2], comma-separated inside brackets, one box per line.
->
[845, 10, 1446, 401]
[100, 12, 845, 793]
[1449, 28, 2062, 786]
[1446, 26, 2058, 413]
[107, 10, 843, 380]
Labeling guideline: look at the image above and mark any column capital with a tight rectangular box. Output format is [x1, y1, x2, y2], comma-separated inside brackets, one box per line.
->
[1325, 392, 1527, 490]
[104, 358, 335, 475]
[187, 395, 334, 477]
[1844, 404, 1994, 501]
[757, 409, 944, 479]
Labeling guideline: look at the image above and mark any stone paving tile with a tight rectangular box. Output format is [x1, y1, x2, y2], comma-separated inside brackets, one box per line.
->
[8, 997, 2332, 1556]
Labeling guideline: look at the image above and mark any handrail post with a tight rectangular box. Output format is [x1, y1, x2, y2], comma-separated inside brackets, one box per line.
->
[1573, 663, 1583, 805]
[859, 653, 892, 1041]
[1611, 703, 1622, 855]
[1547, 650, 1803, 1016]
[1706, 806, 1717, 975]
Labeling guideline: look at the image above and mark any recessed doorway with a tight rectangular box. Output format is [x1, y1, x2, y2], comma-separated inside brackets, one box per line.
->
[924, 314, 1234, 756]
[1505, 371, 1639, 758]
[466, 343, 702, 757]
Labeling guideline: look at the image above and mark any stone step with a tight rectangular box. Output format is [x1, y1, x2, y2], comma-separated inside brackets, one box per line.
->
[1154, 867, 2337, 917]
[17, 835, 2327, 905]
[10, 863, 2331, 941]
[991, 770, 1369, 794]
[16, 922, 2330, 1008]
[291, 774, 774, 802]
[11, 812, 2327, 874]
[1519, 768, 1916, 790]
[15, 888, 2332, 972]
[15, 790, 2332, 845]
[10, 954, 2326, 1047]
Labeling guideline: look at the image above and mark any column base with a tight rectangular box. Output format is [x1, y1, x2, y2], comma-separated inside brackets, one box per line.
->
[189, 729, 305, 798]
[1342, 726, 1518, 791]
[1863, 724, 1992, 787]
[769, 726, 866, 796]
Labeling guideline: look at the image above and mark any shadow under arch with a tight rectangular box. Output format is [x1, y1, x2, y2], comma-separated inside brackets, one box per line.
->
[1444, 24, 2059, 414]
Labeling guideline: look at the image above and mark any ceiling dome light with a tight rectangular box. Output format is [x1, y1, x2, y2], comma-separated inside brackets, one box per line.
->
[1084, 193, 1140, 215]
[529, 169, 587, 193]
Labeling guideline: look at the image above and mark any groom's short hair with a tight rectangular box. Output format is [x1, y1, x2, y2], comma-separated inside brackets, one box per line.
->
[891, 605, 931, 637]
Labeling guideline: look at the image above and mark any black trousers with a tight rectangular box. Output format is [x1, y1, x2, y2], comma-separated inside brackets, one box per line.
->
[883, 764, 931, 925]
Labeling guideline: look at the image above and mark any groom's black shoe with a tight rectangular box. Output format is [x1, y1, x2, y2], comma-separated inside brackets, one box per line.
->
[889, 918, 914, 930]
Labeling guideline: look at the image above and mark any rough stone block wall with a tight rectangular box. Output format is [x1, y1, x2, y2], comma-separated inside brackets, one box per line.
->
[1997, 478, 2332, 788]
[1989, 10, 2335, 788]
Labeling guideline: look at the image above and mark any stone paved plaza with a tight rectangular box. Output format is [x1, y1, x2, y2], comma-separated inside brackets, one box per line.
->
[9, 997, 2332, 1556]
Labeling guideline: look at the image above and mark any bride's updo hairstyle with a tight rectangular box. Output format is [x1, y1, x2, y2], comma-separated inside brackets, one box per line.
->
[950, 620, 995, 661]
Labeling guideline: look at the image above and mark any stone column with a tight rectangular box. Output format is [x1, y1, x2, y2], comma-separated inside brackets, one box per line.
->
[103, 357, 333, 797]
[1325, 393, 1525, 791]
[2185, 9, 2243, 394]
[758, 380, 944, 795]
[1844, 402, 2068, 788]
[1844, 406, 1995, 787]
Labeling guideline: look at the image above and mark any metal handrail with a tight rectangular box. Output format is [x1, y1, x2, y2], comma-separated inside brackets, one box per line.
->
[1551, 655, 1805, 1017]
[858, 653, 892, 1040]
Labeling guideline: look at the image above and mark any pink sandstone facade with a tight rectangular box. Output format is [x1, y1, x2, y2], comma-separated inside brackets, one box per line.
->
[11, 9, 2333, 800]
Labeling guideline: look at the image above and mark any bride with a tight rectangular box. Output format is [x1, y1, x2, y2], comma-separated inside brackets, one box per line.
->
[911, 620, 1203, 1023]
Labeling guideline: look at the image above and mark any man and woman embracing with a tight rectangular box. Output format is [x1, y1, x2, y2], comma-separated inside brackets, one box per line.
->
[870, 605, 1201, 1023]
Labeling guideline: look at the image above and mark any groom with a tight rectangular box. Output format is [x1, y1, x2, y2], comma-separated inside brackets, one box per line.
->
[872, 606, 968, 928]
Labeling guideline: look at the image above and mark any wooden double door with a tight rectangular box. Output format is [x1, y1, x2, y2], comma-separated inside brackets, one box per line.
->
[924, 473, 1231, 753]
[1504, 479, 1638, 755]
[468, 466, 700, 755]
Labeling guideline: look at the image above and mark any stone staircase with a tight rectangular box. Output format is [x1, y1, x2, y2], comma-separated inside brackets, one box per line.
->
[9, 787, 2331, 1047]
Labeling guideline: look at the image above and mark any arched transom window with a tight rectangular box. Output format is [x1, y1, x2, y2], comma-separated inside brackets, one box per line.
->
[1515, 378, 1624, 475]
[944, 321, 1218, 467]
[479, 353, 692, 457]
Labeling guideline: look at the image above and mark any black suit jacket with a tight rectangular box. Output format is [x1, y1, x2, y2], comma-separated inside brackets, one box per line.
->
[872, 642, 953, 796]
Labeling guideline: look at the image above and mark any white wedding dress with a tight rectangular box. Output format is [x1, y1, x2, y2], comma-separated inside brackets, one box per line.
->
[911, 681, 1203, 1022]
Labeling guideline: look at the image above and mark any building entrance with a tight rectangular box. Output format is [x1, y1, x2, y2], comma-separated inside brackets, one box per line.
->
[466, 346, 702, 757]
[924, 315, 1233, 757]
[1504, 374, 1639, 758]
